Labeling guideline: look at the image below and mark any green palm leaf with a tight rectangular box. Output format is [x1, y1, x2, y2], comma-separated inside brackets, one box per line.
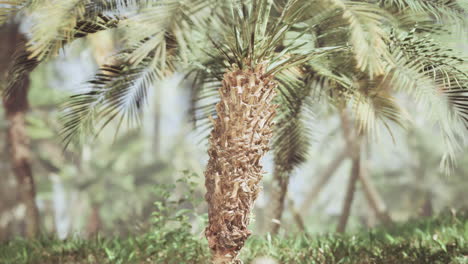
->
[273, 67, 315, 174]
[351, 88, 410, 141]
[0, 0, 27, 26]
[381, 0, 466, 24]
[60, 55, 165, 147]
[3, 13, 121, 99]
[385, 30, 468, 171]
[329, 0, 395, 77]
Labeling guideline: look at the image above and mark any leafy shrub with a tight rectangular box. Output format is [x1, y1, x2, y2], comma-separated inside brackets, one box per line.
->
[0, 175, 467, 263]
[131, 172, 210, 263]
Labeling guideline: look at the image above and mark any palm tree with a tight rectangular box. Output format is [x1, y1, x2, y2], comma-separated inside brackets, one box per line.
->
[359, 162, 393, 225]
[266, 0, 468, 233]
[299, 148, 348, 212]
[298, 113, 393, 231]
[2, 0, 467, 262]
[0, 2, 120, 237]
[0, 22, 41, 238]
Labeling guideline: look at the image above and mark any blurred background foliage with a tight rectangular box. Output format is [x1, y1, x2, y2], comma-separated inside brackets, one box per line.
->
[0, 25, 467, 244]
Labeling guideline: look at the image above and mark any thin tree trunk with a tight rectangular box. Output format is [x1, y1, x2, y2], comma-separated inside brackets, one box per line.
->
[287, 197, 305, 232]
[153, 88, 161, 158]
[336, 143, 360, 233]
[336, 110, 359, 233]
[1, 23, 39, 238]
[205, 64, 277, 264]
[420, 191, 433, 217]
[86, 203, 102, 237]
[4, 66, 39, 239]
[299, 148, 348, 213]
[268, 166, 288, 234]
[359, 164, 393, 226]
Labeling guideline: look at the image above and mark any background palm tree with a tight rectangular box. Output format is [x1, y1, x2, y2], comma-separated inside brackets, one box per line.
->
[264, 0, 468, 234]
[0, 22, 39, 238]
[0, 5, 120, 237]
[2, 0, 467, 263]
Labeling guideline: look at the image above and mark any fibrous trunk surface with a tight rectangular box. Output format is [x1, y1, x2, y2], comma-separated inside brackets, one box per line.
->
[205, 63, 277, 263]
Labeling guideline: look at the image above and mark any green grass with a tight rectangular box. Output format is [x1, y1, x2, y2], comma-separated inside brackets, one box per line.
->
[1, 209, 467, 264]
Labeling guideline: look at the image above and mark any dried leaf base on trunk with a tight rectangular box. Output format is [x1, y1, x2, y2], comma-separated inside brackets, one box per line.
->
[205, 63, 277, 263]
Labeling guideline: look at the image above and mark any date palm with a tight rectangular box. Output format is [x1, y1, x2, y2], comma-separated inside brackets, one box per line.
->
[2, 0, 467, 263]
[0, 0, 122, 238]
[265, 0, 468, 233]
[0, 22, 40, 238]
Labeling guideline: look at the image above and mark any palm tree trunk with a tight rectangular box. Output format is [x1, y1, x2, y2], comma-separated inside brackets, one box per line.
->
[152, 87, 161, 158]
[3, 75, 39, 239]
[336, 110, 359, 233]
[299, 148, 348, 213]
[420, 191, 433, 217]
[287, 197, 305, 232]
[336, 143, 360, 233]
[268, 166, 288, 234]
[359, 164, 393, 226]
[205, 64, 277, 264]
[1, 23, 39, 238]
[86, 203, 102, 237]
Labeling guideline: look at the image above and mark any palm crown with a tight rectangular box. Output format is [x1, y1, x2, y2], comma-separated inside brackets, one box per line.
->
[2, 0, 467, 262]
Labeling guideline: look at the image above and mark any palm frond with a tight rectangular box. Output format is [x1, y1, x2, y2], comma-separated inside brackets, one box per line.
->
[59, 0, 217, 146]
[3, 43, 39, 96]
[272, 67, 315, 175]
[87, 0, 145, 13]
[186, 56, 225, 132]
[392, 10, 451, 34]
[329, 0, 395, 77]
[0, 0, 27, 26]
[186, 0, 327, 137]
[118, 0, 215, 66]
[386, 30, 468, 172]
[350, 86, 410, 141]
[3, 13, 120, 98]
[186, 46, 340, 145]
[210, 0, 321, 70]
[60, 54, 167, 147]
[389, 30, 468, 126]
[381, 0, 466, 24]
[26, 0, 122, 61]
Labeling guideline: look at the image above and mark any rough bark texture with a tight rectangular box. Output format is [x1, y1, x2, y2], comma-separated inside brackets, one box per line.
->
[205, 64, 277, 263]
[300, 148, 348, 213]
[268, 166, 288, 234]
[1, 23, 39, 238]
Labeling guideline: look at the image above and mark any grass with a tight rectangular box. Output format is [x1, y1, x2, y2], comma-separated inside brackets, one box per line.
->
[0, 209, 467, 264]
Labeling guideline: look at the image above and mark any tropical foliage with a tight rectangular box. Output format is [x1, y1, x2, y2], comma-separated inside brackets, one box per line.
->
[1, 196, 467, 264]
[2, 0, 466, 169]
[1, 0, 467, 262]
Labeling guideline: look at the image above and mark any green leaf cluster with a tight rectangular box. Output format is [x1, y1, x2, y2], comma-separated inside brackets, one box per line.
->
[1, 0, 467, 173]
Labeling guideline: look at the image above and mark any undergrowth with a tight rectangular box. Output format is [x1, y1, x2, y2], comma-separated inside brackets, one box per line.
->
[1, 174, 467, 264]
